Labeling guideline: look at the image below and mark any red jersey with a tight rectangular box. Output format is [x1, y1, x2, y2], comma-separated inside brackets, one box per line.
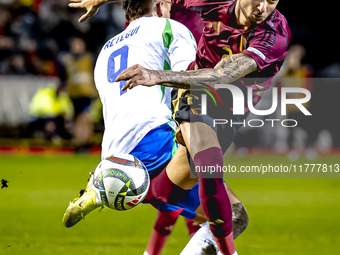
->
[172, 0, 291, 111]
[170, 3, 204, 44]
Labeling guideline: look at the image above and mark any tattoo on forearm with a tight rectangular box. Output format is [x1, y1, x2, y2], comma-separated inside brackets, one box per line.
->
[149, 53, 258, 89]
[218, 53, 258, 81]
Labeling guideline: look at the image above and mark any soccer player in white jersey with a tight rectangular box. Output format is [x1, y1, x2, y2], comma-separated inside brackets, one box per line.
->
[94, 14, 194, 159]
[63, 0, 202, 254]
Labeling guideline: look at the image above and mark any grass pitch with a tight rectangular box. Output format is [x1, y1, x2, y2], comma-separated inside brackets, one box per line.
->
[0, 155, 340, 254]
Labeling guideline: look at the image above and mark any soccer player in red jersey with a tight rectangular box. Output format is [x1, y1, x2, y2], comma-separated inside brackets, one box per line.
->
[117, 0, 291, 254]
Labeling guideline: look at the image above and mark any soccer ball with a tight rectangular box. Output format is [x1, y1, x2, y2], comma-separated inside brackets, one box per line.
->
[92, 153, 150, 211]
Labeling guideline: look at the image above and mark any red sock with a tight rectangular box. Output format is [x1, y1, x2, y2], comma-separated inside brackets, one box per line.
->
[194, 147, 235, 254]
[215, 231, 236, 255]
[145, 229, 169, 255]
[144, 167, 186, 204]
[145, 211, 178, 255]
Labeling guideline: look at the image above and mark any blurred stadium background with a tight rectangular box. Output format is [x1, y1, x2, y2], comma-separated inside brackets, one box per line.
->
[1, 0, 340, 254]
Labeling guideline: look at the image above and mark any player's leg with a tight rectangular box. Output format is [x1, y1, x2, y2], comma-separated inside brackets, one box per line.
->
[144, 160, 248, 255]
[174, 192, 248, 254]
[169, 88, 242, 254]
[146, 143, 247, 254]
[180, 121, 236, 255]
[62, 172, 103, 227]
[166, 145, 242, 208]
[165, 144, 198, 189]
[180, 181, 248, 239]
[180, 222, 217, 255]
[179, 201, 248, 255]
[144, 211, 178, 255]
[180, 209, 249, 255]
[146, 143, 248, 235]
[165, 142, 241, 199]
[62, 123, 175, 228]
[128, 123, 185, 255]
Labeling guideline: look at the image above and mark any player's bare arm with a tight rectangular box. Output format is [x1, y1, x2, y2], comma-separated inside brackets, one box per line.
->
[117, 53, 258, 90]
[69, 0, 116, 22]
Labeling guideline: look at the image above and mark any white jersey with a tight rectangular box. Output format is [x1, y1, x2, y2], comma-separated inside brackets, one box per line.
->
[95, 16, 197, 159]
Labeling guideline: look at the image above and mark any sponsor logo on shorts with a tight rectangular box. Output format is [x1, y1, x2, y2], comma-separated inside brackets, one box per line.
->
[106, 156, 134, 166]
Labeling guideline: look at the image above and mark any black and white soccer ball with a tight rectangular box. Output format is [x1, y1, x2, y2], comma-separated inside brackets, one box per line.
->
[93, 153, 150, 211]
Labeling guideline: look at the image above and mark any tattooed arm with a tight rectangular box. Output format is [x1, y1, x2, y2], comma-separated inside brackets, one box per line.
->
[117, 53, 258, 90]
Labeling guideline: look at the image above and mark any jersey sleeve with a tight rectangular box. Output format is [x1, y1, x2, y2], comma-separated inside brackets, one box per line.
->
[243, 33, 289, 71]
[242, 14, 291, 72]
[165, 19, 197, 71]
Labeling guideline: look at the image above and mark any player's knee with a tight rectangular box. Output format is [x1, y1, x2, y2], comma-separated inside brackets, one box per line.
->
[154, 213, 177, 235]
[155, 224, 175, 235]
[148, 168, 186, 204]
[232, 203, 249, 239]
[194, 148, 224, 179]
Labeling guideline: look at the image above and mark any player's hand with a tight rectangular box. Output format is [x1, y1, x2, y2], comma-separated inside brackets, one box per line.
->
[117, 64, 161, 91]
[69, 0, 104, 22]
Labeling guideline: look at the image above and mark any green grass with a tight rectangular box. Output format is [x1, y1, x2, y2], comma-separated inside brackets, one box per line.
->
[1, 155, 340, 254]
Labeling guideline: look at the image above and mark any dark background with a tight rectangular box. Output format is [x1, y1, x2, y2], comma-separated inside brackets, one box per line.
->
[279, 1, 335, 73]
